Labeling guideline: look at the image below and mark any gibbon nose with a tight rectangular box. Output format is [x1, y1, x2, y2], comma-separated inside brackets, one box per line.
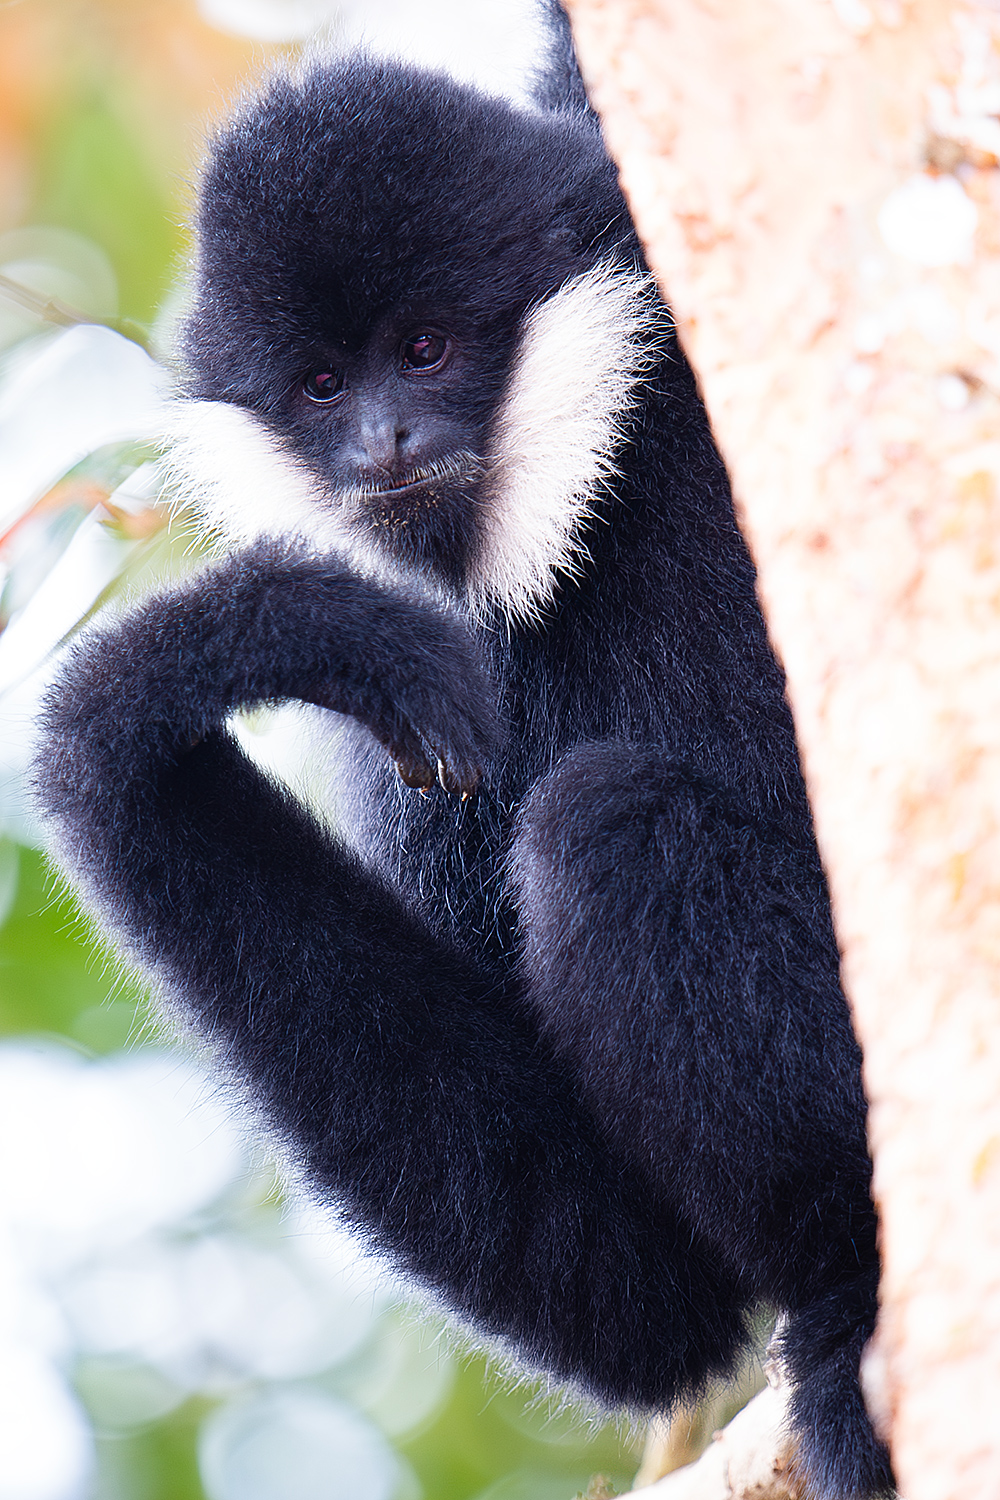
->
[358, 420, 410, 474]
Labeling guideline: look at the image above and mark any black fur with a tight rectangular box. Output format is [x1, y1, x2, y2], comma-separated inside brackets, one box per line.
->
[34, 42, 894, 1500]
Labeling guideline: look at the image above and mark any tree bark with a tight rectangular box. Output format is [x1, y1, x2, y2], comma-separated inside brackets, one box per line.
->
[562, 3, 1000, 1496]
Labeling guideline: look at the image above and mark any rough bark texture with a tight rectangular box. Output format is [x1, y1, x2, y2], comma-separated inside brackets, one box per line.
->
[562, 3, 1000, 1496]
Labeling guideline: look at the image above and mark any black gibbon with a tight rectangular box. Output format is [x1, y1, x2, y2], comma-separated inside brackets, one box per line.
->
[34, 19, 893, 1499]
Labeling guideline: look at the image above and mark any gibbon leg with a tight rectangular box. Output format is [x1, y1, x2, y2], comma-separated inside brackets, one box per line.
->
[511, 741, 891, 1495]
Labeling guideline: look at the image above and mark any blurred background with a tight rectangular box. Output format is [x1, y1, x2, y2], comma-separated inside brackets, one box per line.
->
[0, 2, 643, 1497]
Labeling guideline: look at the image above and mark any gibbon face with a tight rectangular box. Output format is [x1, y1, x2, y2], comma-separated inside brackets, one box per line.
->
[173, 58, 657, 620]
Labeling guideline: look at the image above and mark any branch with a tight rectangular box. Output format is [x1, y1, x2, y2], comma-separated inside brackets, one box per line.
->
[629, 1385, 802, 1500]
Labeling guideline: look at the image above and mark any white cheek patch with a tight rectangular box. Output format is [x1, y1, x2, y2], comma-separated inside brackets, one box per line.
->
[162, 399, 444, 599]
[163, 400, 345, 550]
[164, 263, 663, 625]
[474, 262, 663, 627]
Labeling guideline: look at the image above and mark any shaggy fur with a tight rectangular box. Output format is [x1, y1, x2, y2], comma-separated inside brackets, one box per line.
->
[34, 36, 894, 1500]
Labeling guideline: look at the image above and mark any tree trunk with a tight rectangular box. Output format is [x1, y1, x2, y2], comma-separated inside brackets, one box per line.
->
[562, 3, 1000, 1495]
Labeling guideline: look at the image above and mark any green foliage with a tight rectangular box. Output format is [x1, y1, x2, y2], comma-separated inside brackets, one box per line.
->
[31, 79, 183, 327]
[0, 840, 141, 1045]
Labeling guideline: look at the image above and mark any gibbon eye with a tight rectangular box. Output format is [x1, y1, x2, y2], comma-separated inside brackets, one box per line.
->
[303, 367, 346, 402]
[401, 333, 448, 370]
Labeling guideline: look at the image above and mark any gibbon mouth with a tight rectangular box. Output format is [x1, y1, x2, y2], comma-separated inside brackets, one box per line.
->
[347, 453, 487, 504]
[365, 478, 437, 498]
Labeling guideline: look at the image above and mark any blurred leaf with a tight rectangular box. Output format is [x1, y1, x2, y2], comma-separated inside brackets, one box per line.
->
[0, 440, 160, 627]
[0, 324, 168, 538]
[0, 223, 146, 350]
